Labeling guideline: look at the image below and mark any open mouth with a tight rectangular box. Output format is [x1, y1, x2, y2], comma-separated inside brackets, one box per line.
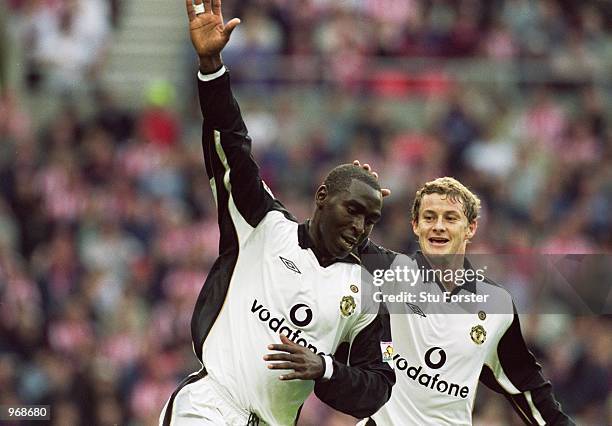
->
[340, 235, 357, 251]
[428, 237, 450, 246]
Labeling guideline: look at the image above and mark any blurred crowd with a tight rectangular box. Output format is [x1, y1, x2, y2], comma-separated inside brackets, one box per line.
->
[1, 0, 611, 425]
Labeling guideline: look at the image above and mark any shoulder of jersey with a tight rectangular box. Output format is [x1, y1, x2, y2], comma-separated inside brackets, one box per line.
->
[359, 239, 404, 273]
[478, 275, 515, 307]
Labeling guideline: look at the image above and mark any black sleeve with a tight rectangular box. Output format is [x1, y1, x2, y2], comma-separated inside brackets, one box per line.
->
[197, 71, 284, 239]
[359, 239, 399, 274]
[479, 306, 575, 425]
[313, 305, 395, 419]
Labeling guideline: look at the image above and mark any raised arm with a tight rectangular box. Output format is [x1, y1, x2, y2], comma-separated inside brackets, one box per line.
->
[186, 0, 240, 73]
[186, 0, 285, 243]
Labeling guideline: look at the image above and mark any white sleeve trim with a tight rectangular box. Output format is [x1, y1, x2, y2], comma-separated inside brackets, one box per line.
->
[321, 355, 334, 380]
[525, 390, 547, 425]
[198, 65, 227, 81]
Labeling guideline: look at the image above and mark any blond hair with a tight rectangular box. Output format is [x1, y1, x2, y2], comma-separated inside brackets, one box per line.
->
[412, 177, 481, 224]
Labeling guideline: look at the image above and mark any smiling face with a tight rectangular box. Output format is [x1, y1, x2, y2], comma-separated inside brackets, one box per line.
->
[412, 193, 477, 257]
[314, 179, 382, 260]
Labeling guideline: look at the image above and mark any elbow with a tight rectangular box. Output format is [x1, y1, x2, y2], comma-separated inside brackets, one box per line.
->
[347, 377, 394, 418]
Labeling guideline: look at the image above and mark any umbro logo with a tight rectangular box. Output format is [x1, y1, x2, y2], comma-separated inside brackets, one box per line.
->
[279, 256, 301, 274]
[407, 303, 426, 317]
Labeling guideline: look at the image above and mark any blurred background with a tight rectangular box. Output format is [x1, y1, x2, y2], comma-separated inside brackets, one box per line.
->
[0, 0, 610, 424]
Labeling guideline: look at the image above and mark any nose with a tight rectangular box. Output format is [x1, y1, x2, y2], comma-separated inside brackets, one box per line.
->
[433, 216, 445, 232]
[352, 215, 365, 236]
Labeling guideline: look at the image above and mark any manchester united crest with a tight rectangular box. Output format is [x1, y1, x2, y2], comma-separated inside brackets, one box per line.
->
[470, 325, 486, 345]
[340, 295, 356, 317]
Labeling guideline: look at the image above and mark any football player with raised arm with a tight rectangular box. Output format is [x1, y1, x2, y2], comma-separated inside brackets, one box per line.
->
[160, 1, 395, 425]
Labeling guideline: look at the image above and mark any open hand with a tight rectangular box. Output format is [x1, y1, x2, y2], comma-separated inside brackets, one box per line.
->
[264, 334, 325, 381]
[353, 160, 391, 197]
[186, 0, 240, 62]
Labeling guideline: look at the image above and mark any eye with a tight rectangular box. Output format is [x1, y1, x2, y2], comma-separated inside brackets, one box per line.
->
[346, 205, 357, 215]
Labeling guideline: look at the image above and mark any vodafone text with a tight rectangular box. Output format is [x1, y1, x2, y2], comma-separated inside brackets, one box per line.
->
[250, 299, 324, 355]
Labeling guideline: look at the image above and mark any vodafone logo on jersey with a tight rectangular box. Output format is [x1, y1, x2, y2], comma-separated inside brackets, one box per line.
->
[424, 347, 447, 369]
[250, 299, 323, 355]
[289, 303, 313, 327]
[393, 347, 470, 399]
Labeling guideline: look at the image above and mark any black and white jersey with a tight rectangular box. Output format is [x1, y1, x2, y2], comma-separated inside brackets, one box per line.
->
[165, 70, 394, 426]
[360, 248, 574, 426]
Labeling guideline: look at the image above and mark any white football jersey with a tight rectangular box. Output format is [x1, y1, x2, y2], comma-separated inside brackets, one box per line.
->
[360, 251, 573, 426]
[162, 71, 394, 426]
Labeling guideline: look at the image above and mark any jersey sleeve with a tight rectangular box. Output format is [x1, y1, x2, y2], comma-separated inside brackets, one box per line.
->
[479, 305, 575, 425]
[197, 70, 280, 246]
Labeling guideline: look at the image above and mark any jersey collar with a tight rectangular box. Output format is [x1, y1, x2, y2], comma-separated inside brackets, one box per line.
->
[298, 221, 361, 267]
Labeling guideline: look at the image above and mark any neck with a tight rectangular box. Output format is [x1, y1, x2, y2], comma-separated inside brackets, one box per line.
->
[423, 252, 465, 292]
[307, 218, 335, 263]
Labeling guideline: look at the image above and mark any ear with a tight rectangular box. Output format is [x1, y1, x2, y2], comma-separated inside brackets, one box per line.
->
[466, 220, 477, 240]
[411, 219, 419, 238]
[315, 185, 328, 208]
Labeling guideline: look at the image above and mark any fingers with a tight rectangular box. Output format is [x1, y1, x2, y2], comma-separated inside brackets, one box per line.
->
[265, 334, 320, 381]
[186, 0, 195, 21]
[203, 0, 212, 13]
[267, 362, 297, 371]
[279, 333, 293, 344]
[212, 0, 221, 15]
[279, 372, 300, 381]
[264, 346, 300, 378]
[266, 334, 299, 353]
[353, 159, 374, 174]
[267, 343, 298, 353]
[224, 18, 241, 37]
[353, 160, 389, 193]
[263, 353, 295, 362]
[353, 160, 371, 171]
[192, 0, 206, 16]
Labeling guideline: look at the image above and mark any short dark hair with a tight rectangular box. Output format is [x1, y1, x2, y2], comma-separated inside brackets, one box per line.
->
[323, 164, 381, 196]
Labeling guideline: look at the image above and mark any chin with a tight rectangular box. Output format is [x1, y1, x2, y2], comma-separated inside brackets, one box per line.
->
[425, 245, 451, 255]
[424, 247, 458, 265]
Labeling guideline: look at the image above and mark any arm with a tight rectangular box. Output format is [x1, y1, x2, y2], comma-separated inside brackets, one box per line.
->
[314, 306, 395, 418]
[310, 240, 398, 417]
[479, 306, 574, 425]
[198, 71, 279, 229]
[264, 312, 395, 418]
[265, 293, 395, 418]
[188, 0, 283, 242]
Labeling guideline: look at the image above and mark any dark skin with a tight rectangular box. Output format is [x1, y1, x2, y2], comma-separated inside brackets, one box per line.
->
[266, 179, 382, 380]
[310, 179, 383, 263]
[186, 0, 389, 381]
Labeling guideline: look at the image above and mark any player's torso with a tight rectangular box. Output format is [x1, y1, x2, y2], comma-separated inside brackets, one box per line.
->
[203, 212, 367, 424]
[374, 285, 512, 425]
